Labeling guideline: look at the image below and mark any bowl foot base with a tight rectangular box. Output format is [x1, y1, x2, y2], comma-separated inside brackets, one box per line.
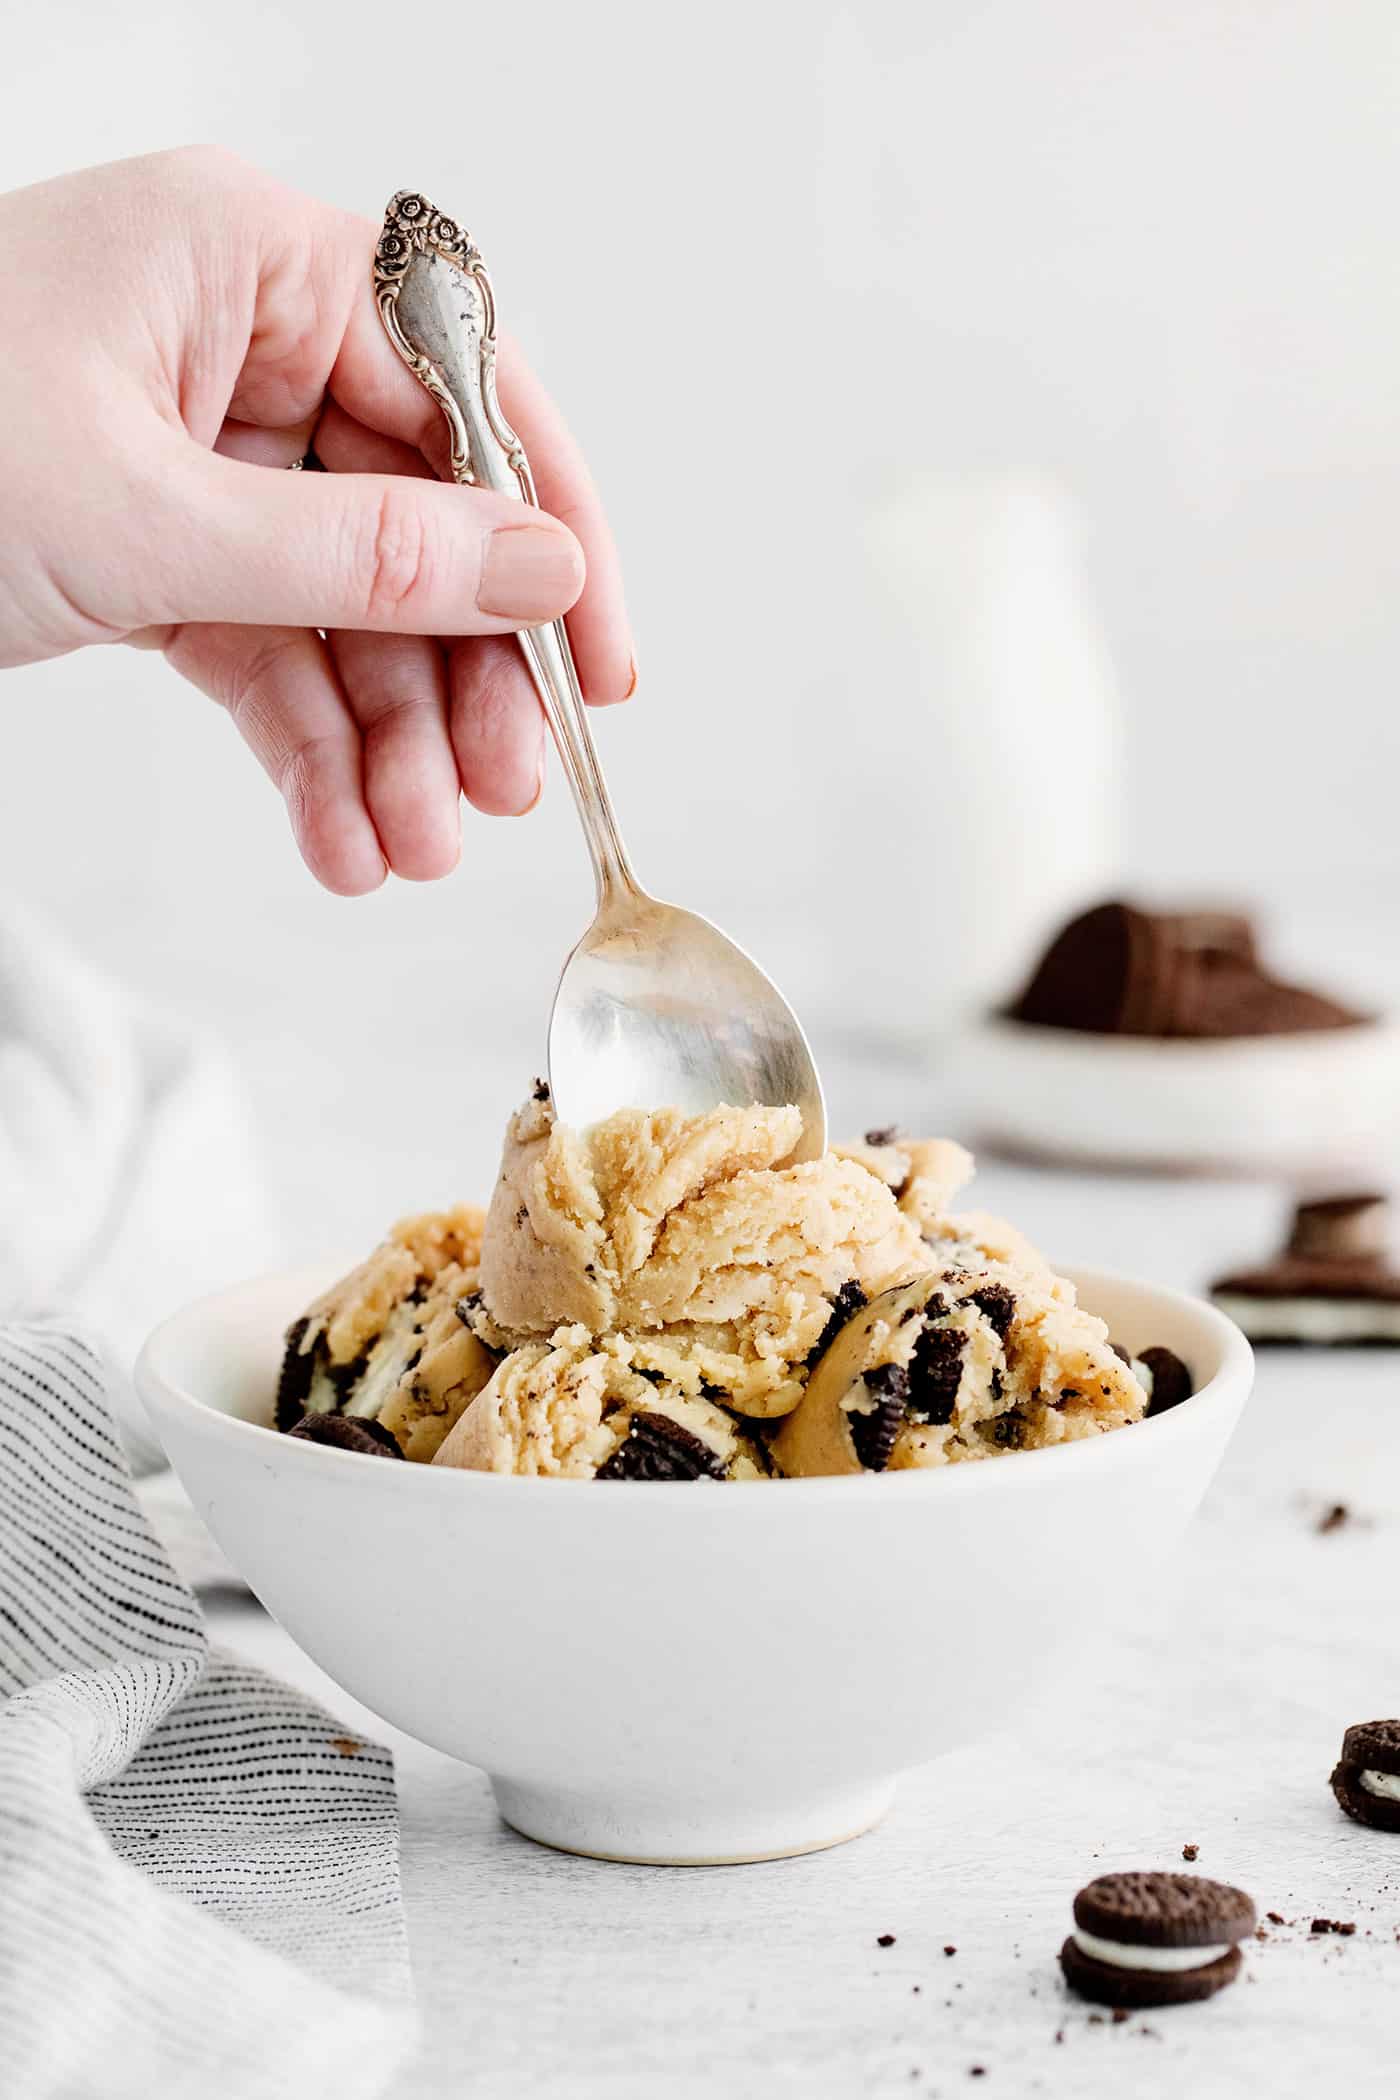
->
[490, 1775, 897, 1866]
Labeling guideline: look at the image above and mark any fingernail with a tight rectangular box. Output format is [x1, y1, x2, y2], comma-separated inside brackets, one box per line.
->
[478, 523, 583, 620]
[624, 652, 638, 699]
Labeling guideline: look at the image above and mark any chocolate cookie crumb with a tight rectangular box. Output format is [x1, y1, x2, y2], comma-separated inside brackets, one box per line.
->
[944, 1944, 957, 1957]
[1317, 1503, 1350, 1533]
[865, 1125, 902, 1148]
[287, 1412, 403, 1458]
[851, 1363, 909, 1471]
[1141, 1346, 1193, 1416]
[597, 1410, 727, 1482]
[877, 1933, 896, 1948]
[1111, 2008, 1129, 2025]
[970, 1283, 1017, 1340]
[531, 1077, 550, 1102]
[1267, 1911, 1286, 1925]
[1182, 1844, 1199, 1862]
[908, 1324, 966, 1425]
[809, 1279, 868, 1363]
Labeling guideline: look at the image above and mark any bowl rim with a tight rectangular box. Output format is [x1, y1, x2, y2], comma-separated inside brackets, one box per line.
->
[137, 1260, 1254, 1503]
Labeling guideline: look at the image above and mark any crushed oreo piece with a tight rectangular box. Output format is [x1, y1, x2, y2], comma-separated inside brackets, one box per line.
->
[970, 1284, 1016, 1341]
[864, 1125, 902, 1148]
[907, 1323, 966, 1426]
[1182, 1843, 1199, 1862]
[287, 1412, 403, 1458]
[809, 1279, 868, 1363]
[275, 1317, 317, 1429]
[990, 1411, 1026, 1448]
[849, 1363, 908, 1471]
[1317, 1502, 1350, 1534]
[596, 1410, 728, 1482]
[531, 1076, 551, 1102]
[1140, 1346, 1193, 1417]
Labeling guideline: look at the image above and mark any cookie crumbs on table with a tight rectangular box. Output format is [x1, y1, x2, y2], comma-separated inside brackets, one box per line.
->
[1182, 1843, 1199, 1861]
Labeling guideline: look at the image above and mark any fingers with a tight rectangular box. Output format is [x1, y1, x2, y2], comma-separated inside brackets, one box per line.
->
[316, 397, 546, 822]
[494, 343, 636, 706]
[329, 266, 634, 704]
[137, 443, 584, 638]
[447, 635, 545, 817]
[163, 621, 385, 896]
[327, 630, 461, 878]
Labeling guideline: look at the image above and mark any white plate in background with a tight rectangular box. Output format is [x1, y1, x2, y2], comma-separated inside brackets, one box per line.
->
[950, 1016, 1400, 1177]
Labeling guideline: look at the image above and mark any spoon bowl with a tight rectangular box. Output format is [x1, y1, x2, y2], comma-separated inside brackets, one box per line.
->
[549, 890, 826, 1156]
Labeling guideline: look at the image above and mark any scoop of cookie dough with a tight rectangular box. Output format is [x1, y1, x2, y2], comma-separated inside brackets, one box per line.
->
[278, 1093, 1149, 1478]
[770, 1259, 1145, 1478]
[277, 1204, 498, 1461]
[477, 1092, 931, 1415]
[432, 1326, 771, 1479]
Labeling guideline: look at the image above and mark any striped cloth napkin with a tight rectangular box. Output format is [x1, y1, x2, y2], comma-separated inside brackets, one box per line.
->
[0, 1322, 417, 2099]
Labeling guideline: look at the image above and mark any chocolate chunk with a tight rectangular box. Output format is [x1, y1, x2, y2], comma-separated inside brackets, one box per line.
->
[1182, 1843, 1199, 1862]
[849, 1363, 908, 1471]
[596, 1409, 727, 1482]
[809, 1280, 868, 1364]
[864, 1125, 901, 1148]
[1140, 1346, 1193, 1417]
[970, 1284, 1016, 1341]
[286, 1412, 403, 1458]
[275, 1317, 317, 1429]
[907, 1323, 966, 1426]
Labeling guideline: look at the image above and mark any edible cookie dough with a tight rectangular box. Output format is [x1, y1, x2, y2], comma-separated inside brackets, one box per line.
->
[278, 1092, 1160, 1476]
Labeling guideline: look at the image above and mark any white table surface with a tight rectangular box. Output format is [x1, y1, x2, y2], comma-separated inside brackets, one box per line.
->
[201, 1119, 1400, 2100]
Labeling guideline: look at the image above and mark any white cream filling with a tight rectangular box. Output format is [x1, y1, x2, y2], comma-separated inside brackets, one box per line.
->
[1072, 1927, 1233, 1973]
[1213, 1292, 1400, 1343]
[1361, 1769, 1400, 1802]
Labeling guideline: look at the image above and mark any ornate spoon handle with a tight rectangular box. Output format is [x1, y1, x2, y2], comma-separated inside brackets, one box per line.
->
[373, 191, 635, 904]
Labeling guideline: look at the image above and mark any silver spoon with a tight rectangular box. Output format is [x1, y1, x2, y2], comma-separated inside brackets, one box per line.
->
[373, 191, 826, 1159]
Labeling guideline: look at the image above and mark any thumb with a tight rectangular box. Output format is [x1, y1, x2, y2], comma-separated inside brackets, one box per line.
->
[139, 447, 585, 634]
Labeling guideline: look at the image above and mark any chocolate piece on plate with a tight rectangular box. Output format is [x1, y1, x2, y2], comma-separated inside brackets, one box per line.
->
[1006, 899, 1368, 1040]
[1059, 1871, 1255, 2008]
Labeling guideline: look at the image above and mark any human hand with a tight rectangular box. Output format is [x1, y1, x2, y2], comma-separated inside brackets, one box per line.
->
[0, 147, 634, 892]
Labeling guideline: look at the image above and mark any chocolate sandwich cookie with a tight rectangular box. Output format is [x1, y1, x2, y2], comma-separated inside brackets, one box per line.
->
[1059, 1871, 1255, 2008]
[1331, 1719, 1400, 1831]
[1007, 899, 1366, 1040]
[286, 1411, 403, 1457]
[1212, 1193, 1400, 1344]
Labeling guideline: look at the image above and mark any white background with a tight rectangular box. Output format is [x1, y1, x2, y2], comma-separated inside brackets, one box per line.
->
[2, 1, 1397, 1240]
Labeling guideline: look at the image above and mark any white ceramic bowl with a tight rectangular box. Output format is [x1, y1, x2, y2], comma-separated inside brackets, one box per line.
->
[137, 1264, 1252, 1866]
[952, 1015, 1400, 1174]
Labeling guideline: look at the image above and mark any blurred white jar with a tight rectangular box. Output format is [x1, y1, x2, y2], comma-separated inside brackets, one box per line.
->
[826, 471, 1121, 1041]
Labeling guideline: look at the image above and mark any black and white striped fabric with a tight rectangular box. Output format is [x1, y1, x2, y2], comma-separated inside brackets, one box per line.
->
[0, 1323, 416, 2099]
